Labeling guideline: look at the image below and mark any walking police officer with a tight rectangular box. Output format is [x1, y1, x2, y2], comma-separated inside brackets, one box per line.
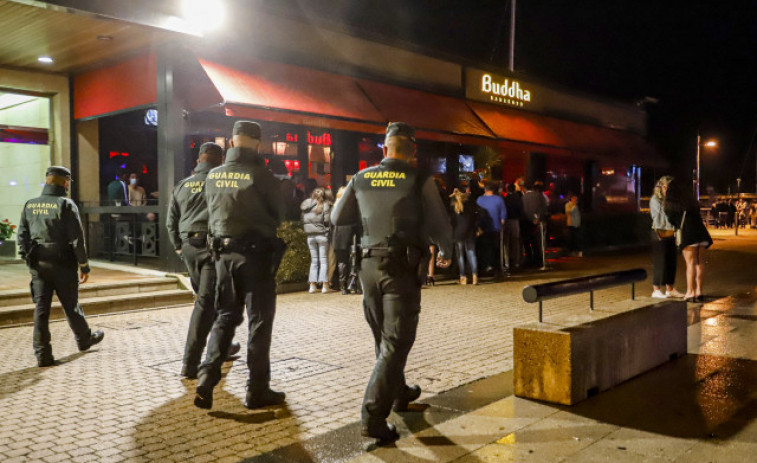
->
[331, 123, 453, 443]
[166, 143, 240, 379]
[194, 121, 286, 410]
[18, 166, 104, 367]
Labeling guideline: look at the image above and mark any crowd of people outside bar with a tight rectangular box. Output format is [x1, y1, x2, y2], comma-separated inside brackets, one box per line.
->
[709, 196, 757, 229]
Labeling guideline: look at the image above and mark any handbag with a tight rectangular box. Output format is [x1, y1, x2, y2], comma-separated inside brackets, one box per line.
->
[675, 210, 687, 247]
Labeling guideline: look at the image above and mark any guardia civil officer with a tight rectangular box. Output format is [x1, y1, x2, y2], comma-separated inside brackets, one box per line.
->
[194, 121, 286, 410]
[166, 143, 241, 379]
[331, 123, 453, 443]
[17, 166, 104, 367]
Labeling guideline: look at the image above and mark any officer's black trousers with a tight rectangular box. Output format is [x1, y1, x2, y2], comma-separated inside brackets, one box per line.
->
[198, 250, 276, 390]
[359, 257, 420, 426]
[181, 242, 217, 369]
[30, 262, 91, 361]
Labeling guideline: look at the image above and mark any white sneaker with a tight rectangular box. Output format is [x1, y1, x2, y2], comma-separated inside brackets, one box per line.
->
[651, 289, 668, 299]
[321, 285, 329, 294]
[309, 283, 317, 294]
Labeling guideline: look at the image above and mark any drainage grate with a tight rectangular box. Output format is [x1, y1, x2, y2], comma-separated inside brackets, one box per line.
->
[231, 357, 342, 383]
[94, 319, 171, 330]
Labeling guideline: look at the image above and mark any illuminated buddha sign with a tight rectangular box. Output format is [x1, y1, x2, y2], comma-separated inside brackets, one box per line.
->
[466, 68, 533, 108]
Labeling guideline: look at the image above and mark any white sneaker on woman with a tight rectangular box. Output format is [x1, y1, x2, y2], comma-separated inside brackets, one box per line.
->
[309, 283, 317, 294]
[322, 285, 329, 294]
[651, 289, 668, 299]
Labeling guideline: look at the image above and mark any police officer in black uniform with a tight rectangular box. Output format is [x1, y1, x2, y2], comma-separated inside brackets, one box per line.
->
[194, 121, 286, 410]
[331, 123, 453, 443]
[166, 142, 241, 379]
[17, 166, 104, 367]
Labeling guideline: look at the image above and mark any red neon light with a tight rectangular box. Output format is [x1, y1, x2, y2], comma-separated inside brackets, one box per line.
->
[359, 160, 367, 170]
[142, 164, 148, 174]
[293, 161, 300, 168]
[109, 151, 130, 158]
[285, 131, 332, 146]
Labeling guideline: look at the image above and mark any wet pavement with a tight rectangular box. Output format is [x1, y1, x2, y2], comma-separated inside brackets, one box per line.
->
[0, 228, 755, 462]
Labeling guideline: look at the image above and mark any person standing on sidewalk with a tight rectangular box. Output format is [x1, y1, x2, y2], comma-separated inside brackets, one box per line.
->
[331, 122, 453, 444]
[564, 195, 583, 257]
[450, 188, 479, 285]
[476, 182, 507, 278]
[301, 187, 332, 294]
[664, 178, 713, 302]
[503, 183, 523, 271]
[166, 142, 241, 379]
[522, 182, 549, 267]
[194, 121, 286, 410]
[17, 166, 104, 367]
[649, 176, 683, 299]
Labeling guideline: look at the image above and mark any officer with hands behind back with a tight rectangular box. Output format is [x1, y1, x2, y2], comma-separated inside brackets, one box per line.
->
[166, 142, 241, 380]
[331, 122, 453, 444]
[194, 121, 286, 410]
[18, 166, 104, 367]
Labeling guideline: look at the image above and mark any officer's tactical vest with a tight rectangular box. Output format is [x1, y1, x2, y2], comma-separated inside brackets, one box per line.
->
[352, 158, 426, 248]
[205, 147, 280, 239]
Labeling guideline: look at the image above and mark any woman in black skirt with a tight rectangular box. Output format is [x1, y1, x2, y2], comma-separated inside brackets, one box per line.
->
[664, 179, 713, 302]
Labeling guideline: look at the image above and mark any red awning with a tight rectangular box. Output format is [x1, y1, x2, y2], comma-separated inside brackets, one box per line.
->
[357, 79, 494, 141]
[469, 101, 659, 166]
[74, 53, 157, 120]
[198, 57, 385, 127]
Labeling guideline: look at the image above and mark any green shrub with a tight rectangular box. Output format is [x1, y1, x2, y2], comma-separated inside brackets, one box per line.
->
[276, 221, 310, 284]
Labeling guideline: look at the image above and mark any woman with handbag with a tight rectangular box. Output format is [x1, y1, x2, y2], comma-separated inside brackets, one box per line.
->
[664, 178, 713, 302]
[301, 188, 332, 294]
[649, 176, 684, 299]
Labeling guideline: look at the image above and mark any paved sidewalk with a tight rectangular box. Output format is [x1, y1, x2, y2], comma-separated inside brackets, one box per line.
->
[0, 232, 755, 463]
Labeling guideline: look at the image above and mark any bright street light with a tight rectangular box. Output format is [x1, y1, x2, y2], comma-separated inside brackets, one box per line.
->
[182, 0, 225, 34]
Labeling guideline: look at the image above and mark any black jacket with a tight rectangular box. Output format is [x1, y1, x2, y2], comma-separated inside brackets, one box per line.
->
[166, 161, 216, 250]
[205, 147, 283, 239]
[331, 157, 453, 259]
[18, 184, 89, 268]
[450, 199, 478, 241]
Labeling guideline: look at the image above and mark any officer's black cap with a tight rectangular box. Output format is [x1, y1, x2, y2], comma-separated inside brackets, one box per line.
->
[45, 166, 72, 180]
[232, 121, 261, 140]
[385, 122, 415, 142]
[199, 142, 224, 157]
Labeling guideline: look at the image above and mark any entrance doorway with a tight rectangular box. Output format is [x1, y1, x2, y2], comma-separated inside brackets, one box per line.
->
[0, 91, 52, 258]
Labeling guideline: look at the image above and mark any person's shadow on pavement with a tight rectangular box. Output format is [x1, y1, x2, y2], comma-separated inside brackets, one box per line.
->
[0, 352, 85, 401]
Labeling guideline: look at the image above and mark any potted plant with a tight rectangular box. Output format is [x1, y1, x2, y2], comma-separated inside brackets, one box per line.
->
[0, 218, 18, 258]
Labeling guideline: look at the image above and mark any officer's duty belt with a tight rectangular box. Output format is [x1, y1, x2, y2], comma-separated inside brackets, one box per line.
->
[361, 247, 392, 258]
[213, 236, 264, 253]
[187, 231, 207, 240]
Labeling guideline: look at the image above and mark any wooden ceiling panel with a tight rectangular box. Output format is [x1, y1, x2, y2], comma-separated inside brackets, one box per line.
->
[0, 0, 183, 73]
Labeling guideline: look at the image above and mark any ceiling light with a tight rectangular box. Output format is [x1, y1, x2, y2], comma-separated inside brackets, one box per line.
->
[97, 35, 113, 41]
[37, 56, 54, 64]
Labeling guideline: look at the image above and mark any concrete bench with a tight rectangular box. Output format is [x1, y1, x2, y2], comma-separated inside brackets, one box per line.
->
[513, 299, 687, 405]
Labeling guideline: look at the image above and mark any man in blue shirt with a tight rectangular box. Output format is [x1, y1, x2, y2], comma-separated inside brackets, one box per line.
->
[476, 182, 507, 278]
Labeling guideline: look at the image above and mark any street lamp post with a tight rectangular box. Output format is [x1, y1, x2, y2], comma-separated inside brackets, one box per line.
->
[736, 177, 742, 236]
[695, 133, 717, 202]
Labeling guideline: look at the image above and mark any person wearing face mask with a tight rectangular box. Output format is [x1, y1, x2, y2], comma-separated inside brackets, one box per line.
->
[127, 172, 147, 206]
[17, 166, 104, 367]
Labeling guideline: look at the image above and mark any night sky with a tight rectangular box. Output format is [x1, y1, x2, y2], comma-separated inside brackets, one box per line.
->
[263, 0, 757, 194]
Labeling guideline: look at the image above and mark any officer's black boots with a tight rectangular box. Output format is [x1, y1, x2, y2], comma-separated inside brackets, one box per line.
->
[392, 384, 422, 412]
[361, 422, 399, 443]
[181, 364, 198, 380]
[244, 383, 286, 409]
[182, 340, 242, 379]
[78, 330, 105, 352]
[38, 357, 56, 367]
[194, 384, 214, 409]
[227, 340, 241, 358]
